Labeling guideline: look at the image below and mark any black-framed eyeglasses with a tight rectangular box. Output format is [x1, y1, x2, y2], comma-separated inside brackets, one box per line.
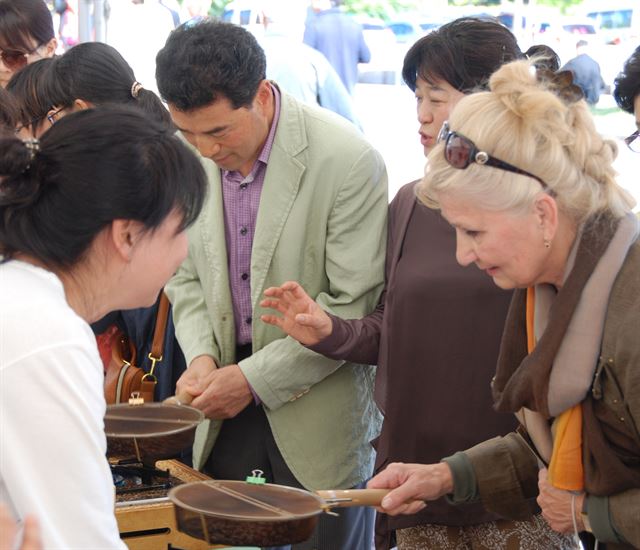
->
[437, 121, 548, 189]
[624, 129, 640, 153]
[47, 107, 66, 125]
[0, 43, 42, 71]
[14, 115, 47, 135]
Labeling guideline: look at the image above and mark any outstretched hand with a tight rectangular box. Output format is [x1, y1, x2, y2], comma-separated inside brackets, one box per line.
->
[260, 281, 332, 346]
[367, 462, 454, 516]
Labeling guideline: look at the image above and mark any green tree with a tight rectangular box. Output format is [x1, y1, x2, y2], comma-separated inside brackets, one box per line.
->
[342, 0, 421, 21]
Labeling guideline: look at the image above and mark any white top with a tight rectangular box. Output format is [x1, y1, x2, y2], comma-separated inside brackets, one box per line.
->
[0, 260, 126, 549]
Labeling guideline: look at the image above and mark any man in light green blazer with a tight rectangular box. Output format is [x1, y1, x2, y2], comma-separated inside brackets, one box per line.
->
[156, 21, 387, 548]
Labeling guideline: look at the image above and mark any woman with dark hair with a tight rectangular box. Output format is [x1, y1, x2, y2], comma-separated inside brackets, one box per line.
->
[614, 45, 640, 153]
[0, 107, 206, 548]
[0, 85, 18, 130]
[43, 41, 173, 129]
[262, 17, 572, 550]
[0, 0, 56, 88]
[6, 57, 54, 137]
[6, 41, 172, 137]
[5, 41, 185, 402]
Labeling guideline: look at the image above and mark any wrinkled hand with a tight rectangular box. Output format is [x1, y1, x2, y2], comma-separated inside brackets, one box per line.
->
[367, 462, 453, 516]
[0, 504, 42, 550]
[174, 355, 217, 403]
[260, 281, 332, 346]
[537, 468, 585, 533]
[191, 364, 253, 419]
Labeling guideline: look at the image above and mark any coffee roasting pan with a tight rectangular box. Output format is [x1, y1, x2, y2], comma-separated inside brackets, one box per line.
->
[168, 478, 388, 547]
[105, 402, 204, 464]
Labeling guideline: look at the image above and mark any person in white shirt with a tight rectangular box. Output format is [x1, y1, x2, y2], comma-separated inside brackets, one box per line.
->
[0, 106, 206, 548]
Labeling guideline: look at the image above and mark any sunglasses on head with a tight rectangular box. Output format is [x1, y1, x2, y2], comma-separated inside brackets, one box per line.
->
[0, 44, 41, 70]
[437, 122, 548, 189]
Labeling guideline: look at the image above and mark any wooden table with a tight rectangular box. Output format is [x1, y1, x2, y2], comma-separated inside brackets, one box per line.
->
[115, 459, 224, 549]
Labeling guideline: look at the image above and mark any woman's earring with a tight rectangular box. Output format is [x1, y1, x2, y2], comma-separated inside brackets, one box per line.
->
[544, 239, 551, 248]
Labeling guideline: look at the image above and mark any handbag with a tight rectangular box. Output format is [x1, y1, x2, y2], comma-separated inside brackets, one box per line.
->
[104, 292, 171, 404]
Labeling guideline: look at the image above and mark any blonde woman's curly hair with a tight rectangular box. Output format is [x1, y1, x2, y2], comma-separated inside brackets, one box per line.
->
[418, 59, 636, 222]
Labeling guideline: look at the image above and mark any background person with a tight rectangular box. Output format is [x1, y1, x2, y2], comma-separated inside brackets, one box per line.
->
[0, 85, 18, 130]
[259, 9, 360, 127]
[369, 58, 640, 549]
[0, 0, 56, 88]
[303, 0, 370, 94]
[0, 107, 206, 548]
[261, 18, 572, 550]
[7, 58, 54, 138]
[561, 39, 605, 106]
[614, 45, 640, 153]
[155, 20, 387, 550]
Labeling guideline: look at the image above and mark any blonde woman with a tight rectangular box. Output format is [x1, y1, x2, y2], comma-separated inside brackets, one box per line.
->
[369, 59, 640, 549]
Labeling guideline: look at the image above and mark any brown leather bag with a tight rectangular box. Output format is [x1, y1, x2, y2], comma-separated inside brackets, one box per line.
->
[104, 292, 171, 404]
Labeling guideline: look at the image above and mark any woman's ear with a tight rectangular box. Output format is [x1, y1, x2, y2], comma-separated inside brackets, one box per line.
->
[73, 98, 92, 111]
[534, 193, 559, 242]
[42, 37, 57, 58]
[110, 219, 141, 262]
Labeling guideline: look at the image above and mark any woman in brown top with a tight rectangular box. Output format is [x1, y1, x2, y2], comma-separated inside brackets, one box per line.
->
[262, 18, 572, 550]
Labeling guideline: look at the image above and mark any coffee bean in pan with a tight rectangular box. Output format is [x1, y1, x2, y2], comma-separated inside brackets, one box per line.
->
[178, 515, 315, 546]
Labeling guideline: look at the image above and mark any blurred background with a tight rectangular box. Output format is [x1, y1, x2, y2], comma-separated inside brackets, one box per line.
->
[48, 0, 640, 206]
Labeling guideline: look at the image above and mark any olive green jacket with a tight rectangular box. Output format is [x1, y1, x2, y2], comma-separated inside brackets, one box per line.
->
[166, 91, 387, 490]
[445, 238, 640, 548]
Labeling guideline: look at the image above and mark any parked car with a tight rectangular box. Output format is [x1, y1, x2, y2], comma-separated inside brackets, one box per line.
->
[356, 16, 402, 84]
[582, 2, 639, 45]
[386, 20, 424, 44]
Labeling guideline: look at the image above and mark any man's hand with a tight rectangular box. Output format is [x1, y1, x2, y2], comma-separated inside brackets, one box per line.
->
[174, 355, 217, 403]
[367, 462, 453, 516]
[537, 468, 585, 533]
[191, 364, 253, 419]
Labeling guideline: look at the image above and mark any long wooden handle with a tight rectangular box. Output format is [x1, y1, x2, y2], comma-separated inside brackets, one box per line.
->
[315, 489, 389, 508]
[163, 391, 194, 406]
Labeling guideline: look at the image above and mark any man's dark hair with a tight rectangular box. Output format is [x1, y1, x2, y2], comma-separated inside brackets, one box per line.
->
[156, 20, 267, 111]
[0, 0, 54, 53]
[614, 45, 640, 114]
[576, 39, 588, 49]
[402, 17, 522, 93]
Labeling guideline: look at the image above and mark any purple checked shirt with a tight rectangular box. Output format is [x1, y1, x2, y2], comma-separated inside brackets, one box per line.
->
[221, 84, 281, 346]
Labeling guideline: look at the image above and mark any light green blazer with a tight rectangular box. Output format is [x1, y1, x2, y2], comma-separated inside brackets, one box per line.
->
[166, 91, 387, 490]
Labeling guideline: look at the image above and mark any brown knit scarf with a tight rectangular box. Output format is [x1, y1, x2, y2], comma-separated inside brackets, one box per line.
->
[492, 213, 640, 495]
[492, 214, 617, 416]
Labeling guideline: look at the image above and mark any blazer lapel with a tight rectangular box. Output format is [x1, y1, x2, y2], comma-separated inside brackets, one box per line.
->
[250, 92, 307, 309]
[199, 158, 236, 356]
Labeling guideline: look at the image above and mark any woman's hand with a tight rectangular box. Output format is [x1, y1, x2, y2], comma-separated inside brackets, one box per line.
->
[260, 281, 332, 346]
[0, 504, 42, 550]
[537, 468, 585, 533]
[367, 462, 454, 516]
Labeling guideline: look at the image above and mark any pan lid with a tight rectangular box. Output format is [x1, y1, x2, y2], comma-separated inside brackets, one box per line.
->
[104, 403, 204, 438]
[169, 480, 325, 521]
